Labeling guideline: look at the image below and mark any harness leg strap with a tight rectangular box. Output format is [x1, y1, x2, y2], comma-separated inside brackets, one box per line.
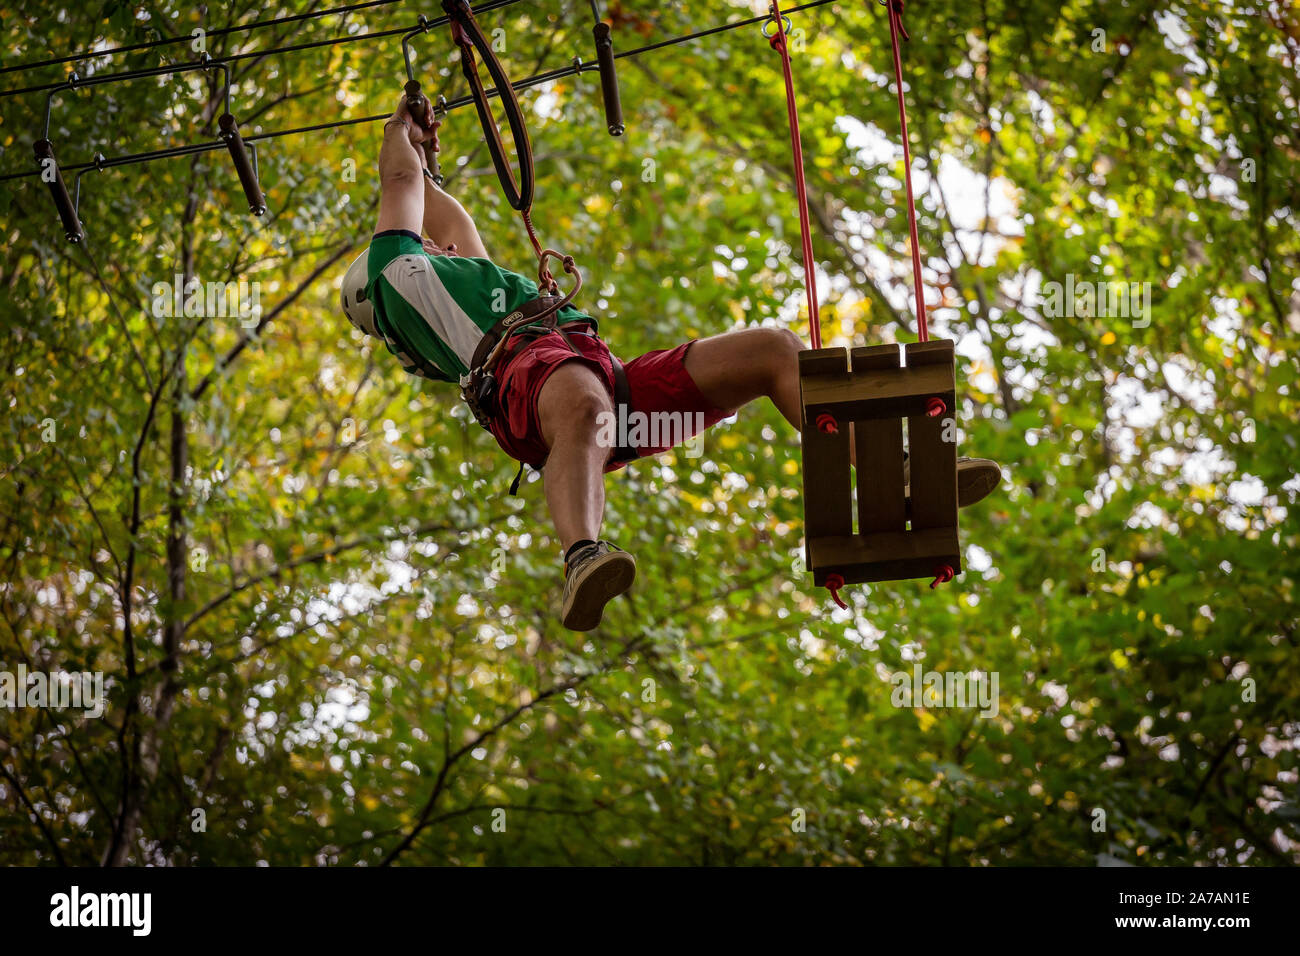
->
[608, 354, 636, 464]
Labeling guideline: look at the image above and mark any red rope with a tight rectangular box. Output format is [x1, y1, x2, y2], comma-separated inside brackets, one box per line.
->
[885, 0, 928, 342]
[768, 2, 821, 349]
[521, 208, 558, 292]
[825, 572, 848, 609]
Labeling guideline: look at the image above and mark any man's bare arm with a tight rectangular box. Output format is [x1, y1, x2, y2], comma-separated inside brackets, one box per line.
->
[421, 176, 490, 260]
[374, 97, 431, 237]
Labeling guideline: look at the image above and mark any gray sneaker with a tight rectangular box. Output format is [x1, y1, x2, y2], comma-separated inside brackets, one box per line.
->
[903, 455, 1003, 509]
[561, 541, 636, 631]
[954, 457, 1002, 508]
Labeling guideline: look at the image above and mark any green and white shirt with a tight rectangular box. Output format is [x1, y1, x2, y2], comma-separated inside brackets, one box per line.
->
[359, 230, 596, 382]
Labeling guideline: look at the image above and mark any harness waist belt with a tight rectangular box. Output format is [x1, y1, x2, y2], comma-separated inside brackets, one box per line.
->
[461, 296, 635, 465]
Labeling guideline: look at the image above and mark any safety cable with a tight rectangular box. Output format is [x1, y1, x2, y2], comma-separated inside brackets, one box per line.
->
[0, 0, 528, 100]
[0, 0, 401, 76]
[0, 0, 838, 186]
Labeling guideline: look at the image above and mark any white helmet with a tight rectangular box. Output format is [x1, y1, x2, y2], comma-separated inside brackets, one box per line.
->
[340, 249, 378, 337]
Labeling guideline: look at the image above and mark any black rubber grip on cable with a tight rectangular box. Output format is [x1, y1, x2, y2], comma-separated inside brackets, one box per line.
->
[33, 139, 82, 242]
[443, 0, 534, 212]
[218, 114, 267, 215]
[404, 79, 429, 126]
[404, 79, 441, 184]
[593, 22, 624, 136]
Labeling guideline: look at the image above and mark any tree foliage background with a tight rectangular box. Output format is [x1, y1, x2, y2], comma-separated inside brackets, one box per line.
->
[0, 0, 1297, 866]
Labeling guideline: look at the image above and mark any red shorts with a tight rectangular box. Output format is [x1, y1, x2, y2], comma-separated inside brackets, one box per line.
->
[487, 330, 731, 470]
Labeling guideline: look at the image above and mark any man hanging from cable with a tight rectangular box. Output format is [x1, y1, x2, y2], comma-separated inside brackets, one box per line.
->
[339, 94, 1002, 631]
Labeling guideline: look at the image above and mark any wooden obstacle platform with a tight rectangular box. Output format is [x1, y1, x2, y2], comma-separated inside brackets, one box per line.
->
[799, 338, 961, 588]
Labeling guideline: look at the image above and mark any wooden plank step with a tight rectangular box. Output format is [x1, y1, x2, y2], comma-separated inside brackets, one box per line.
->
[808, 527, 960, 585]
[851, 346, 906, 535]
[800, 419, 852, 568]
[903, 338, 955, 367]
[904, 340, 958, 533]
[801, 362, 954, 423]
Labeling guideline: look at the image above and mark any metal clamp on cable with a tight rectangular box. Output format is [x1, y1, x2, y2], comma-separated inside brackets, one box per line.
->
[591, 3, 624, 136]
[218, 114, 266, 216]
[32, 140, 82, 242]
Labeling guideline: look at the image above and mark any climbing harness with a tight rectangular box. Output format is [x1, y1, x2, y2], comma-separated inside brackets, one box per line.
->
[768, 0, 962, 607]
[402, 0, 635, 475]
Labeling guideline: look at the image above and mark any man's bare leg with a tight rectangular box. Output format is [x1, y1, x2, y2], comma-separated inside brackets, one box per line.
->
[536, 361, 635, 631]
[682, 327, 805, 428]
[682, 327, 866, 459]
[537, 328, 808, 543]
[537, 362, 613, 550]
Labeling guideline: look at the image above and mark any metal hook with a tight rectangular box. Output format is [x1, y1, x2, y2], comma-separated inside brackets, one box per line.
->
[71, 152, 107, 226]
[66, 152, 106, 243]
[761, 14, 793, 38]
[401, 18, 433, 82]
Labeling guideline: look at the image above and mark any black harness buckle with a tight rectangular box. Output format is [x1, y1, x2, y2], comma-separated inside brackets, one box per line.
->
[459, 367, 499, 430]
[460, 295, 568, 430]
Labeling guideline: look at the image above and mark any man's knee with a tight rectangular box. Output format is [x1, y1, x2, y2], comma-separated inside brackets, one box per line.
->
[768, 327, 804, 358]
[566, 385, 613, 430]
[759, 327, 804, 384]
[538, 362, 612, 444]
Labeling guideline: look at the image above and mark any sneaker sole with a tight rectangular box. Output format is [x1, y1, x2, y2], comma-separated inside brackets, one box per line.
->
[562, 552, 636, 632]
[956, 461, 1001, 508]
[902, 461, 1003, 513]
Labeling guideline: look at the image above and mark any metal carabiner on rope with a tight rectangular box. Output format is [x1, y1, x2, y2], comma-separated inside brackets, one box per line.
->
[761, 14, 794, 40]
